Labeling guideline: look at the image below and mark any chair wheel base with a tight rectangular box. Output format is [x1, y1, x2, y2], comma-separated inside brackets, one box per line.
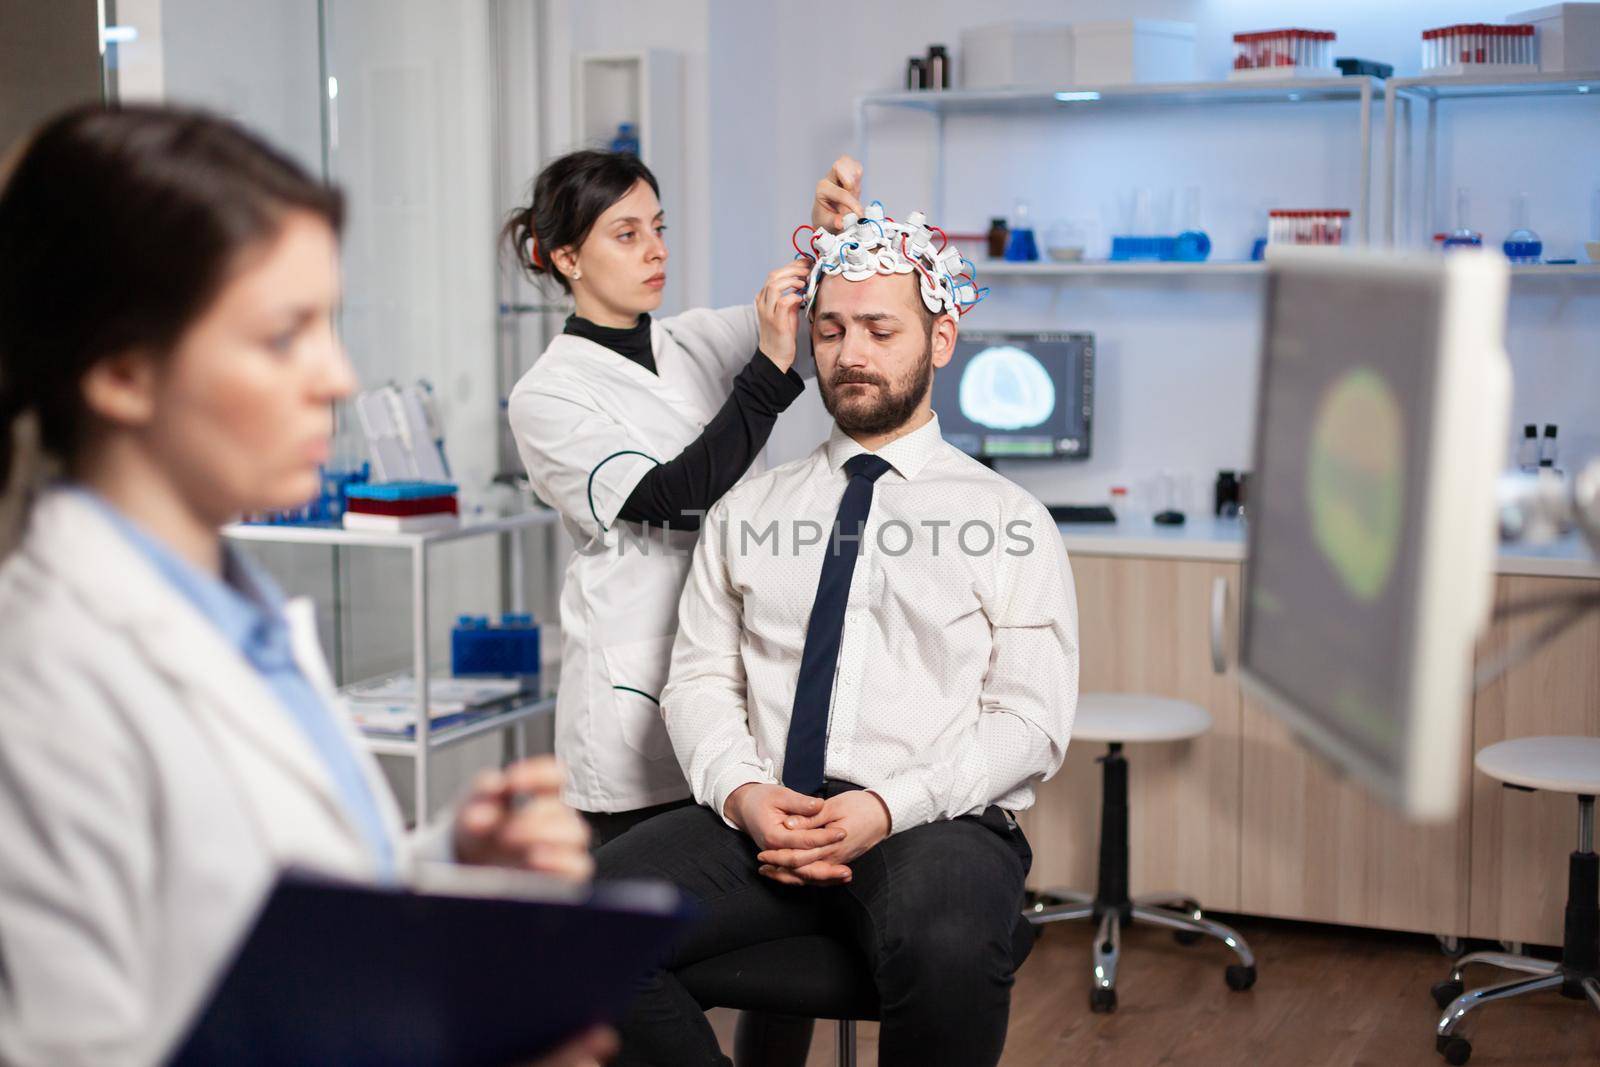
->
[1225, 964, 1257, 991]
[1431, 979, 1464, 1010]
[1436, 1034, 1472, 1064]
[1089, 987, 1117, 1013]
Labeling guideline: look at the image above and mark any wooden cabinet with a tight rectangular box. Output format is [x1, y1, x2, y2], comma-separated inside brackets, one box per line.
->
[1238, 692, 1472, 934]
[1026, 552, 1600, 944]
[1468, 575, 1600, 946]
[1020, 555, 1243, 911]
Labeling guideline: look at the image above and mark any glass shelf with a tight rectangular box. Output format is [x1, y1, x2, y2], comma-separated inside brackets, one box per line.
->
[362, 694, 557, 757]
[978, 260, 1266, 277]
[860, 76, 1381, 115]
[1388, 70, 1600, 100]
[975, 260, 1600, 281]
[223, 508, 560, 549]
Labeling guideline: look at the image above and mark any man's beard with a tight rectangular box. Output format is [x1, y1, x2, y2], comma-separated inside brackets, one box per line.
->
[819, 341, 932, 437]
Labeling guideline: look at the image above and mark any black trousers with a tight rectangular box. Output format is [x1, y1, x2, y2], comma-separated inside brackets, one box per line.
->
[594, 791, 1033, 1067]
[582, 797, 696, 849]
[582, 798, 815, 1067]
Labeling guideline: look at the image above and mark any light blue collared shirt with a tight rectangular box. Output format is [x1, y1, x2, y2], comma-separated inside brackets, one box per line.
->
[81, 490, 396, 878]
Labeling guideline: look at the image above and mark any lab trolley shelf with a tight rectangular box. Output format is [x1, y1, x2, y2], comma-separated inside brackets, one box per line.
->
[361, 694, 557, 758]
[222, 508, 561, 548]
[858, 75, 1381, 253]
[223, 508, 562, 821]
[1382, 71, 1600, 244]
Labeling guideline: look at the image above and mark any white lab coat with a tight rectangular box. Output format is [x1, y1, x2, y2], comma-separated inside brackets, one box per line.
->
[0, 489, 434, 1067]
[508, 305, 772, 813]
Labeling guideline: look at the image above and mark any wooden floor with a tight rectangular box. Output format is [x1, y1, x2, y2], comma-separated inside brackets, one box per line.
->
[709, 914, 1600, 1066]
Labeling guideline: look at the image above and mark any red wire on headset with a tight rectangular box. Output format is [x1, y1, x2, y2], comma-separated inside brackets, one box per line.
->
[928, 225, 948, 251]
[899, 233, 936, 282]
[791, 224, 819, 259]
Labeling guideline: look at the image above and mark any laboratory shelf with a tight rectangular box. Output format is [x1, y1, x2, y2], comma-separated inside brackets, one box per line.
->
[223, 507, 560, 548]
[978, 260, 1265, 277]
[976, 260, 1599, 282]
[362, 695, 557, 758]
[1382, 72, 1600, 244]
[1510, 263, 1600, 277]
[223, 506, 560, 821]
[859, 76, 1382, 114]
[1386, 70, 1600, 101]
[858, 75, 1380, 251]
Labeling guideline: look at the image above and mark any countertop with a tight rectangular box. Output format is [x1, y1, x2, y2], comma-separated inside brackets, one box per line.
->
[1057, 515, 1600, 579]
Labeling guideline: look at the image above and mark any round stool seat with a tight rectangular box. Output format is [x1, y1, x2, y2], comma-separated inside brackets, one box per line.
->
[1072, 693, 1213, 744]
[1475, 736, 1600, 795]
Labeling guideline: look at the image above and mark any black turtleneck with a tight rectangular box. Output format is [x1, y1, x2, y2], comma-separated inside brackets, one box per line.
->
[563, 312, 657, 375]
[563, 313, 804, 531]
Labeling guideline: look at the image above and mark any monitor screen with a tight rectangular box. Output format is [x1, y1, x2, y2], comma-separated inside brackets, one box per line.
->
[931, 331, 1093, 459]
[1240, 265, 1441, 782]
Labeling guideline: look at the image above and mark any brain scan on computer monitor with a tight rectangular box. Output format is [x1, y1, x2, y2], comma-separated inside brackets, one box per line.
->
[932, 332, 1093, 460]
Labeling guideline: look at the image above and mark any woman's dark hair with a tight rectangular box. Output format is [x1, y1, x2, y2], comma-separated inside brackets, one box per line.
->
[0, 103, 345, 492]
[502, 149, 659, 293]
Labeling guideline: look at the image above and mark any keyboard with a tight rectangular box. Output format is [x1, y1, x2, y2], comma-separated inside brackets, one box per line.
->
[1047, 504, 1117, 524]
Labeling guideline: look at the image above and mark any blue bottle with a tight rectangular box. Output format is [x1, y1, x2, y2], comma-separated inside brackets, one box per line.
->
[1174, 230, 1212, 262]
[1502, 193, 1543, 265]
[1004, 200, 1039, 262]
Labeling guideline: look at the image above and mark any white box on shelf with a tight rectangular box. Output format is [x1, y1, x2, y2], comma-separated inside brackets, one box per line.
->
[1228, 65, 1340, 81]
[1508, 4, 1600, 71]
[342, 511, 459, 533]
[959, 22, 1074, 88]
[1423, 62, 1539, 77]
[1071, 19, 1196, 85]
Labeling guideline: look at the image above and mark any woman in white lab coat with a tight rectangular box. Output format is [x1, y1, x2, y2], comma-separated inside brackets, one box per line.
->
[504, 151, 862, 842]
[0, 105, 604, 1067]
[505, 151, 861, 1067]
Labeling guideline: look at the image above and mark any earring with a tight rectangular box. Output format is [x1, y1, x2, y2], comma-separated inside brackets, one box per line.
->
[572, 270, 582, 280]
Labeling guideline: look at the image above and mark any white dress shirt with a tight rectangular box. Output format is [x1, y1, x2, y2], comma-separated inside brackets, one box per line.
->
[661, 412, 1079, 833]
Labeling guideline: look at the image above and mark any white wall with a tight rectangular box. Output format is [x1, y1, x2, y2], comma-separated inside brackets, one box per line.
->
[542, 0, 712, 316]
[567, 0, 1600, 512]
[153, 0, 522, 818]
[156, 0, 323, 172]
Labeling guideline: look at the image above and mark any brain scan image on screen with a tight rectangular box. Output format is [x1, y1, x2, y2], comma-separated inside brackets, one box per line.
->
[1306, 367, 1406, 603]
[957, 345, 1057, 431]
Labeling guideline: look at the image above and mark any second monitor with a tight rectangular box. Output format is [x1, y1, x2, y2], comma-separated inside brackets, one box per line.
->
[932, 331, 1094, 460]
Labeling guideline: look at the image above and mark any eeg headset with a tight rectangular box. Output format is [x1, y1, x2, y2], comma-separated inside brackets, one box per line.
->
[792, 200, 987, 318]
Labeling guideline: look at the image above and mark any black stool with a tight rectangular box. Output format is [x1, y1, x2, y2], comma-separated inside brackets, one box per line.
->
[1025, 694, 1257, 1012]
[679, 921, 1036, 1066]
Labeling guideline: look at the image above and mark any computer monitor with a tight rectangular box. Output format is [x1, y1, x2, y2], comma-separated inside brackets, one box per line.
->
[931, 331, 1094, 459]
[1238, 247, 1511, 821]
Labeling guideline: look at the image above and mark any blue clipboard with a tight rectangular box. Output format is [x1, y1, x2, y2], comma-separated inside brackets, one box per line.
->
[168, 865, 695, 1067]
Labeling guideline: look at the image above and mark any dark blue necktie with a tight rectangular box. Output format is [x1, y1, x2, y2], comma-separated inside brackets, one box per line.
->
[783, 453, 894, 795]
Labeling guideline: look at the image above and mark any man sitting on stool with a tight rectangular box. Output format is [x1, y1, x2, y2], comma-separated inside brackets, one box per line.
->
[596, 206, 1079, 1067]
